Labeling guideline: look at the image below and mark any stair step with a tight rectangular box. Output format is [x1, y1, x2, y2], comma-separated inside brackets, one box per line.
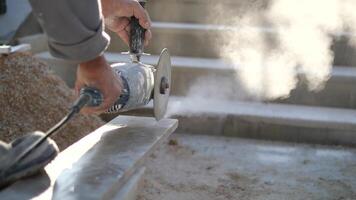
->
[0, 116, 178, 199]
[107, 21, 356, 66]
[120, 97, 356, 146]
[170, 97, 356, 130]
[36, 51, 356, 109]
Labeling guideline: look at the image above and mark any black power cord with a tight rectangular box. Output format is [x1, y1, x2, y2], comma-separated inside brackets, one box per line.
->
[6, 87, 103, 169]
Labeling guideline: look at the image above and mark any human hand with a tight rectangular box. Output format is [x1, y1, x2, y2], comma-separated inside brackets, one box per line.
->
[101, 0, 152, 46]
[75, 56, 122, 114]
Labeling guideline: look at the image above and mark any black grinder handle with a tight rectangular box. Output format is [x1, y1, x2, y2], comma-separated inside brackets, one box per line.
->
[129, 1, 146, 57]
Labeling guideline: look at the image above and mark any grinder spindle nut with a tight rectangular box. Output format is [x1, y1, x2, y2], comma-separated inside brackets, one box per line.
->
[160, 77, 170, 94]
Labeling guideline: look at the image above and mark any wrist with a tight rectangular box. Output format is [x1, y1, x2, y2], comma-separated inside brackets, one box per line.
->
[79, 55, 108, 74]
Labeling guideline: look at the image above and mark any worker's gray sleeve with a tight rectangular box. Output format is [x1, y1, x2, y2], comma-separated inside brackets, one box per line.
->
[29, 0, 110, 62]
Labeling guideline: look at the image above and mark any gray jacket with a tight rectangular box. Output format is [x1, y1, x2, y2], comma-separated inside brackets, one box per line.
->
[29, 0, 109, 62]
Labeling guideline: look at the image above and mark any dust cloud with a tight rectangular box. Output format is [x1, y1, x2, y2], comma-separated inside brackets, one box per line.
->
[166, 0, 356, 117]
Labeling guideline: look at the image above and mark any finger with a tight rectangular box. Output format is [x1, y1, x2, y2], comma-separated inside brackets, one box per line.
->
[125, 23, 151, 46]
[125, 23, 131, 33]
[74, 81, 82, 97]
[84, 83, 121, 115]
[106, 17, 130, 33]
[132, 1, 151, 29]
[80, 97, 109, 115]
[117, 29, 130, 46]
[87, 94, 117, 114]
[144, 29, 152, 46]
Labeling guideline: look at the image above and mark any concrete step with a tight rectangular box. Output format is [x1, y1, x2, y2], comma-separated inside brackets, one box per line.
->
[118, 97, 356, 146]
[276, 67, 356, 109]
[35, 52, 356, 109]
[0, 116, 178, 199]
[107, 22, 356, 66]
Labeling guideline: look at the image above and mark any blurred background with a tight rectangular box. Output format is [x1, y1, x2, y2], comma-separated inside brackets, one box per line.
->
[1, 0, 356, 199]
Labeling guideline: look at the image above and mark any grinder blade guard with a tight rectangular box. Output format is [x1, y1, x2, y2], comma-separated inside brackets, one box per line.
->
[107, 48, 171, 120]
[154, 49, 171, 120]
[106, 0, 171, 120]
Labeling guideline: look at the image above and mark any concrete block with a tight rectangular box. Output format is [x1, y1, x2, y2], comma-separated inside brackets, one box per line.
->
[0, 116, 178, 199]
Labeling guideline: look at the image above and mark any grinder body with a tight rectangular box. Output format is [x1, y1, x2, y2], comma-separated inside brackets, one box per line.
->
[108, 62, 155, 113]
[106, 0, 152, 113]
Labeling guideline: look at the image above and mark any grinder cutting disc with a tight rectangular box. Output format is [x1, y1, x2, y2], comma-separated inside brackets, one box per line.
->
[154, 48, 171, 120]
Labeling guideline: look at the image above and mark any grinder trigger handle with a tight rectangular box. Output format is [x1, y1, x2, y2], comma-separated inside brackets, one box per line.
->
[130, 1, 146, 59]
[71, 87, 103, 113]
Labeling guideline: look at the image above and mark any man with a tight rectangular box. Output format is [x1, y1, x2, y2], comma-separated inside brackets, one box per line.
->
[29, 0, 152, 114]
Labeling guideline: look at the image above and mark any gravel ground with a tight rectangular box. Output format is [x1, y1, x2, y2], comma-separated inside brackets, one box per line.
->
[0, 53, 104, 150]
[138, 133, 356, 200]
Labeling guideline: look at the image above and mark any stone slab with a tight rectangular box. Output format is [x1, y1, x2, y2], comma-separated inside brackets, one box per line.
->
[112, 167, 145, 200]
[0, 116, 178, 200]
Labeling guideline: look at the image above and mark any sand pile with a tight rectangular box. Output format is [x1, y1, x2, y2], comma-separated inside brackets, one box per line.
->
[0, 52, 105, 150]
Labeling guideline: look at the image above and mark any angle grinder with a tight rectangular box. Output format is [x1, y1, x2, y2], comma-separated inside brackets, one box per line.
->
[0, 0, 171, 188]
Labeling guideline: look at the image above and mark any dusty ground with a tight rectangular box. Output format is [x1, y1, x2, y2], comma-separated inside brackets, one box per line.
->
[138, 134, 356, 200]
[0, 53, 104, 150]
